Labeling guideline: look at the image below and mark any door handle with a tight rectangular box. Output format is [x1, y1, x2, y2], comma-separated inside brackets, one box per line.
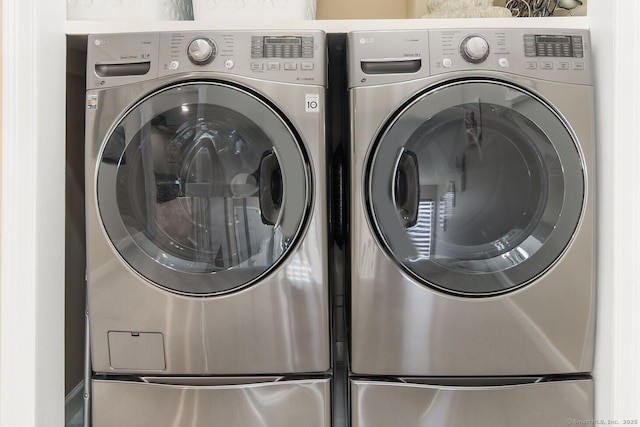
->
[394, 150, 419, 228]
[259, 150, 283, 226]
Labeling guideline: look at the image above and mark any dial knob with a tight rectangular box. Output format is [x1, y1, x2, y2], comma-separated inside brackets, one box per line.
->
[187, 38, 216, 65]
[460, 36, 490, 63]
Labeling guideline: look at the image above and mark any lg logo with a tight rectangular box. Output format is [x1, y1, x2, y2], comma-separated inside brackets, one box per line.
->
[359, 37, 374, 45]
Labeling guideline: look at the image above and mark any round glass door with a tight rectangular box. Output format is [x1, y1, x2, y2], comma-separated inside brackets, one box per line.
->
[367, 80, 585, 296]
[97, 81, 312, 295]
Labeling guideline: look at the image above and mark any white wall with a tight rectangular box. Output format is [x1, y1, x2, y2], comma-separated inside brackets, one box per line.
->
[591, 0, 640, 422]
[0, 0, 66, 426]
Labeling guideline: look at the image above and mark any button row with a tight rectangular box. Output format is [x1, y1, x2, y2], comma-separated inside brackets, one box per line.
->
[525, 61, 585, 70]
[535, 44, 573, 57]
[250, 62, 315, 71]
[265, 45, 303, 58]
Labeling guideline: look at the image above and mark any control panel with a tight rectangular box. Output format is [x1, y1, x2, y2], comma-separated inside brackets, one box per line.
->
[158, 32, 320, 81]
[428, 29, 591, 85]
[348, 28, 592, 88]
[87, 31, 325, 90]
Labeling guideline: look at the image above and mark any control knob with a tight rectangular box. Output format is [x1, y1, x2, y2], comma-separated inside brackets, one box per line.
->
[460, 36, 490, 63]
[187, 38, 217, 65]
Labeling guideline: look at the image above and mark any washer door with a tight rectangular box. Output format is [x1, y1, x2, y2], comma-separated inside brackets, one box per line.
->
[367, 80, 585, 296]
[97, 82, 311, 295]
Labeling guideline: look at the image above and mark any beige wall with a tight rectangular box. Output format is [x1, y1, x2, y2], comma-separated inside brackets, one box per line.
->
[317, 0, 407, 19]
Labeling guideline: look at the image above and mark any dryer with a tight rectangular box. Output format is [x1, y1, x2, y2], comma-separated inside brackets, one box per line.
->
[85, 31, 330, 426]
[348, 28, 595, 426]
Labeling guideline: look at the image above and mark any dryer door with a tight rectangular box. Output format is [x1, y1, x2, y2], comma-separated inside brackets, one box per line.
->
[97, 81, 311, 295]
[367, 80, 585, 296]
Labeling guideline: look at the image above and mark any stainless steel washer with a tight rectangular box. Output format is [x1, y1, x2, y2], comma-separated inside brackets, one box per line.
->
[85, 31, 330, 426]
[348, 28, 595, 426]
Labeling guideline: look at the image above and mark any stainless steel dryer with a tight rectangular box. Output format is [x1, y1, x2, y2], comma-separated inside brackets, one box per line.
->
[85, 31, 330, 426]
[348, 28, 595, 426]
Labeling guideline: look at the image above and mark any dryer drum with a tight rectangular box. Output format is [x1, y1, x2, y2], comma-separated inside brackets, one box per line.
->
[400, 105, 550, 258]
[366, 80, 585, 296]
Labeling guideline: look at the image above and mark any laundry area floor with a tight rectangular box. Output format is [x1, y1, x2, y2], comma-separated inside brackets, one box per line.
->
[65, 386, 83, 427]
[66, 410, 82, 427]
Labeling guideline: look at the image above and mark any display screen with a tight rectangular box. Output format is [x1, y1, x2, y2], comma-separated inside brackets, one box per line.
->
[264, 36, 302, 45]
[535, 36, 571, 44]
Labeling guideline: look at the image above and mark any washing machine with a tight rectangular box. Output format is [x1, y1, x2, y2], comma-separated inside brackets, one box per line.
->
[348, 28, 595, 426]
[85, 31, 330, 426]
